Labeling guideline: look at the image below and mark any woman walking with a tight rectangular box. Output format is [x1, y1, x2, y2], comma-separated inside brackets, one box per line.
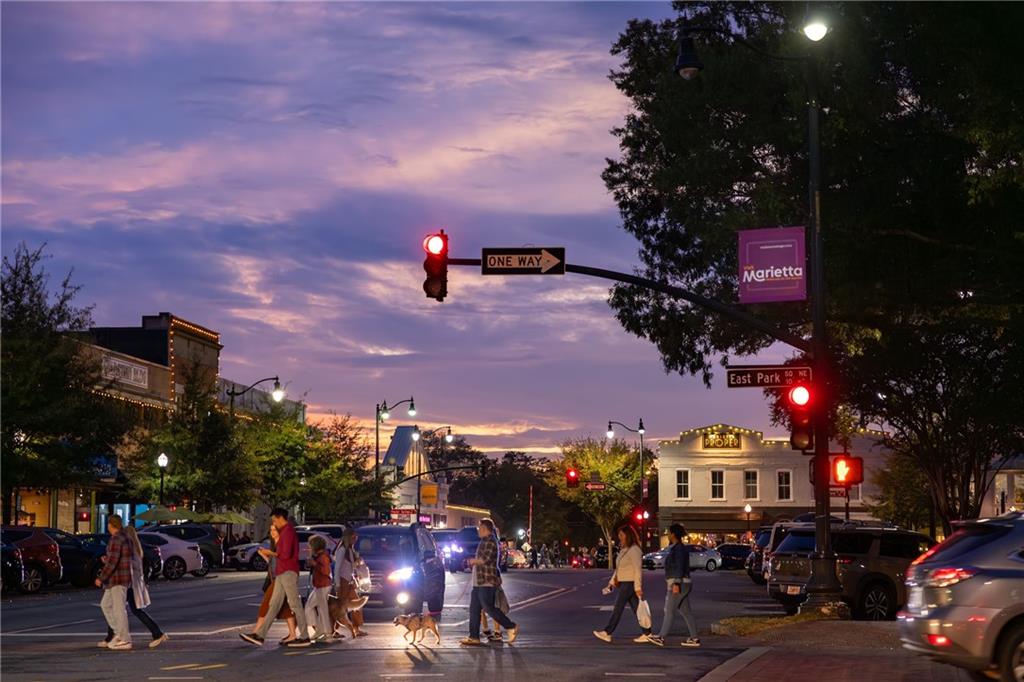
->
[333, 528, 368, 638]
[250, 525, 298, 645]
[99, 525, 167, 649]
[647, 523, 700, 647]
[304, 535, 332, 642]
[593, 525, 651, 644]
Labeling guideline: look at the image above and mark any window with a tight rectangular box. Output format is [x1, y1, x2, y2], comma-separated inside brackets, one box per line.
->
[710, 470, 725, 500]
[743, 470, 759, 500]
[879, 533, 933, 560]
[833, 532, 875, 555]
[777, 470, 793, 501]
[675, 470, 691, 500]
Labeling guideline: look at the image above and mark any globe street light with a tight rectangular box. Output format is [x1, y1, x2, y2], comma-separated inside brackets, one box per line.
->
[227, 376, 285, 417]
[607, 418, 649, 551]
[803, 20, 829, 42]
[376, 396, 416, 486]
[744, 503, 753, 535]
[157, 453, 169, 506]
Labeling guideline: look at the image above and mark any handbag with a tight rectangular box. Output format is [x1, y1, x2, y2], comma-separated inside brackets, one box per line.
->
[636, 598, 652, 629]
[354, 562, 371, 593]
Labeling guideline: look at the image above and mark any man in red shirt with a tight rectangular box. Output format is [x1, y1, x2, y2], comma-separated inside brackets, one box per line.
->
[241, 509, 311, 647]
[95, 514, 132, 650]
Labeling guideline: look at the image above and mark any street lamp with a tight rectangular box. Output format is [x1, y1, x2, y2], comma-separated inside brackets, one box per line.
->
[675, 18, 842, 610]
[227, 376, 285, 417]
[744, 503, 753, 535]
[375, 397, 416, 481]
[157, 453, 168, 506]
[607, 418, 648, 551]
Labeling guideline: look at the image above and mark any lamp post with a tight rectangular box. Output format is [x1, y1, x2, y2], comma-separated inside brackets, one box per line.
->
[157, 452, 168, 506]
[744, 503, 752, 536]
[226, 376, 285, 417]
[411, 426, 454, 520]
[375, 397, 416, 521]
[675, 14, 842, 610]
[607, 418, 647, 551]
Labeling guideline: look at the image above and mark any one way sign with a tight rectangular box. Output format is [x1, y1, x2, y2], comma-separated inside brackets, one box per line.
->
[481, 247, 565, 275]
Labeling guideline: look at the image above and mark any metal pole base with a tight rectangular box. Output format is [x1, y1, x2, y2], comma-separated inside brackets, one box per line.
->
[800, 555, 848, 618]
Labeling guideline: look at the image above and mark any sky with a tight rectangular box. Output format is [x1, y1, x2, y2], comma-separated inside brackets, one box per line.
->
[1, 1, 794, 456]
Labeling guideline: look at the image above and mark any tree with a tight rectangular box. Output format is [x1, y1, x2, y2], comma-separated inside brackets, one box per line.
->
[1, 243, 132, 524]
[866, 453, 932, 533]
[548, 438, 642, 568]
[420, 432, 488, 485]
[603, 3, 1024, 529]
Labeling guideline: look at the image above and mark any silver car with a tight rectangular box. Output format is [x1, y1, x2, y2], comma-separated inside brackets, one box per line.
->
[642, 545, 720, 572]
[899, 511, 1024, 681]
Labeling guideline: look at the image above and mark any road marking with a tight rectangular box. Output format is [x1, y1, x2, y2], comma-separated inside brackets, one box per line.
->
[284, 651, 305, 656]
[380, 676, 445, 679]
[447, 586, 573, 627]
[584, 605, 615, 611]
[696, 647, 770, 682]
[161, 664, 202, 671]
[149, 677, 203, 680]
[192, 664, 227, 671]
[204, 625, 245, 634]
[4, 618, 95, 633]
[604, 675, 667, 678]
[223, 594, 256, 601]
[306, 650, 332, 656]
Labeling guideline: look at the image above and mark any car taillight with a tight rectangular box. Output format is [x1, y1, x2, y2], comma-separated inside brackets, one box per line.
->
[925, 567, 975, 588]
[837, 555, 854, 565]
[926, 634, 951, 647]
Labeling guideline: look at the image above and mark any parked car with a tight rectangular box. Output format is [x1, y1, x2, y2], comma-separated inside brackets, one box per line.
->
[643, 547, 669, 570]
[1, 526, 63, 594]
[745, 527, 773, 584]
[226, 529, 334, 571]
[1, 541, 25, 591]
[768, 525, 934, 619]
[144, 523, 224, 574]
[899, 511, 1024, 681]
[138, 532, 204, 580]
[430, 529, 464, 573]
[79, 533, 162, 581]
[716, 543, 753, 570]
[296, 524, 346, 543]
[506, 548, 528, 568]
[356, 524, 445, 614]
[644, 544, 720, 571]
[39, 528, 107, 587]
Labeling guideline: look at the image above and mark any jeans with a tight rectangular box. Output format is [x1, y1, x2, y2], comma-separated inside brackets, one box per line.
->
[603, 582, 651, 635]
[469, 586, 515, 639]
[305, 586, 332, 638]
[100, 585, 130, 644]
[105, 587, 163, 641]
[255, 571, 308, 639]
[658, 579, 697, 639]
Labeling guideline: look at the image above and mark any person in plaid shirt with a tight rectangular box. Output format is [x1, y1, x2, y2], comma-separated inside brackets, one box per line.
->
[460, 518, 518, 646]
[94, 514, 132, 649]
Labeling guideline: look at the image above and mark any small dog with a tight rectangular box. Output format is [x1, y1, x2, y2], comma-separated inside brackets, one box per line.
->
[393, 613, 441, 645]
[329, 592, 368, 638]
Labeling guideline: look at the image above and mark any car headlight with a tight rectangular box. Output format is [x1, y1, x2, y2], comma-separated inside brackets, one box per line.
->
[452, 544, 463, 553]
[388, 567, 414, 582]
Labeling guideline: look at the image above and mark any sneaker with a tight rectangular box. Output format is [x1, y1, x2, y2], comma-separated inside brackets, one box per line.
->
[108, 640, 132, 650]
[313, 633, 328, 643]
[239, 632, 264, 646]
[647, 635, 665, 647]
[460, 637, 486, 646]
[488, 632, 503, 642]
[681, 638, 701, 648]
[286, 638, 312, 648]
[507, 624, 519, 644]
[633, 633, 651, 643]
[149, 634, 169, 649]
[593, 630, 612, 643]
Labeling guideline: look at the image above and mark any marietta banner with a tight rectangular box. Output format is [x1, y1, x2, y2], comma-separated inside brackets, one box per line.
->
[738, 226, 807, 304]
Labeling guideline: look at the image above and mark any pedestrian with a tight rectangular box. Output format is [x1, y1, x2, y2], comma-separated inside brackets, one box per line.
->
[94, 514, 132, 650]
[304, 535, 333, 643]
[100, 526, 168, 649]
[593, 525, 652, 644]
[249, 524, 298, 645]
[333, 528, 368, 638]
[529, 545, 538, 569]
[240, 508, 312, 647]
[539, 544, 549, 568]
[459, 518, 519, 647]
[648, 523, 700, 647]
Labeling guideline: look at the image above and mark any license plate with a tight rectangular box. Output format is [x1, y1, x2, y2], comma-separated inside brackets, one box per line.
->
[907, 586, 923, 610]
[786, 585, 802, 595]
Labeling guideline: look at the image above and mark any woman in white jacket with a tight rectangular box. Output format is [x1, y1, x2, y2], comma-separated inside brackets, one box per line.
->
[594, 525, 652, 643]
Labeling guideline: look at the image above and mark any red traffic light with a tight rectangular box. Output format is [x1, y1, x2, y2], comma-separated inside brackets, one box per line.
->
[831, 455, 864, 486]
[423, 232, 448, 256]
[788, 384, 811, 407]
[566, 467, 580, 488]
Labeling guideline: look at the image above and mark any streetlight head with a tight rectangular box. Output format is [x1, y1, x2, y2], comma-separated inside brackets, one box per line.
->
[271, 378, 285, 403]
[744, 503, 752, 513]
[675, 35, 703, 80]
[380, 408, 390, 421]
[445, 427, 454, 444]
[407, 398, 416, 417]
[803, 20, 828, 42]
[411, 426, 421, 442]
[157, 453, 168, 468]
[606, 429, 615, 440]
[638, 418, 645, 435]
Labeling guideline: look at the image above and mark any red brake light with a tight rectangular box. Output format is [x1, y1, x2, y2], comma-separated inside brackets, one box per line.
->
[926, 634, 951, 647]
[925, 567, 975, 588]
[837, 555, 854, 565]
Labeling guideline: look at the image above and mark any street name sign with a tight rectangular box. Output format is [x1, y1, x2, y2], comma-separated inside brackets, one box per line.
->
[829, 487, 849, 498]
[481, 247, 565, 275]
[726, 364, 812, 388]
[584, 482, 607, 491]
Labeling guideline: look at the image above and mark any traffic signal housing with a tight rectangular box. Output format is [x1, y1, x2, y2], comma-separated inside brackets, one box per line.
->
[831, 454, 864, 487]
[632, 506, 650, 524]
[566, 467, 580, 488]
[422, 230, 449, 302]
[787, 384, 814, 451]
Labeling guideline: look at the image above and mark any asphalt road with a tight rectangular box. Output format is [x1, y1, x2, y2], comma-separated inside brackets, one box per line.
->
[1, 567, 778, 681]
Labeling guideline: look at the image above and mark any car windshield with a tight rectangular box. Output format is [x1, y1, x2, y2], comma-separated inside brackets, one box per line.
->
[355, 531, 417, 557]
[922, 524, 1011, 563]
[432, 531, 459, 544]
[456, 528, 479, 544]
[775, 531, 815, 554]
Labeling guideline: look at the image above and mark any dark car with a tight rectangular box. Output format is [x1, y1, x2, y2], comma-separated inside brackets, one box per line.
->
[145, 523, 223, 573]
[430, 529, 465, 573]
[745, 527, 773, 584]
[39, 528, 107, 587]
[716, 543, 753, 570]
[356, 524, 445, 614]
[768, 525, 935, 619]
[79, 533, 162, 581]
[1, 526, 63, 594]
[2, 541, 25, 591]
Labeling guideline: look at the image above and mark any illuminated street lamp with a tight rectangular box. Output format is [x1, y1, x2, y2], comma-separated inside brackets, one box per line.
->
[744, 503, 753, 534]
[227, 376, 285, 417]
[157, 452, 169, 506]
[607, 418, 649, 551]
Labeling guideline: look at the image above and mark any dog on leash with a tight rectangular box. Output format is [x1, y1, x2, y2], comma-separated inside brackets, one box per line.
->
[393, 613, 441, 645]
[329, 592, 369, 638]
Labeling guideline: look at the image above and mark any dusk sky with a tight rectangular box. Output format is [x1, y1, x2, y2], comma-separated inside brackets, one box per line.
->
[2, 2, 793, 456]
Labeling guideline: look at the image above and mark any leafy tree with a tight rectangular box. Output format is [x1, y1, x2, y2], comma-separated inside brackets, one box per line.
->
[419, 432, 488, 485]
[865, 453, 932, 533]
[1, 243, 132, 524]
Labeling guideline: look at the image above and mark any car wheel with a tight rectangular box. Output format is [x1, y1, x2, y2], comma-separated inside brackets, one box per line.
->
[705, 560, 717, 572]
[857, 581, 895, 621]
[250, 554, 268, 572]
[163, 556, 186, 580]
[191, 555, 210, 577]
[996, 621, 1024, 682]
[19, 565, 44, 594]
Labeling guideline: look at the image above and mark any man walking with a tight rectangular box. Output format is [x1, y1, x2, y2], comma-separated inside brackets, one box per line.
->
[240, 509, 312, 647]
[460, 518, 519, 646]
[95, 514, 132, 650]
[648, 523, 700, 647]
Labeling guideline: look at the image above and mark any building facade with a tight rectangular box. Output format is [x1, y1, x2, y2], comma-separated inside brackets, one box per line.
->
[656, 424, 889, 542]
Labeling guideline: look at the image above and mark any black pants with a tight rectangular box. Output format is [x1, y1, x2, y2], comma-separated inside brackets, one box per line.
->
[602, 582, 651, 635]
[469, 586, 515, 639]
[105, 587, 163, 641]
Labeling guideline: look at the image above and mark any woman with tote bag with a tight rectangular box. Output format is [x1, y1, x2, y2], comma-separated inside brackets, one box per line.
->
[100, 526, 168, 649]
[593, 525, 653, 644]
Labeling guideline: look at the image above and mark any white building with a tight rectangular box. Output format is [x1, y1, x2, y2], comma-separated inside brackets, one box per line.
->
[656, 423, 890, 538]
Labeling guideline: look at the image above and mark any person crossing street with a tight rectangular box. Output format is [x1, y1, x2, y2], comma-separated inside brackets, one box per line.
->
[460, 518, 519, 647]
[94, 514, 132, 650]
[593, 526, 651, 644]
[647, 524, 700, 648]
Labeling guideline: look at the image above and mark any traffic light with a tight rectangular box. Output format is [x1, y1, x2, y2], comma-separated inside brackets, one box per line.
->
[632, 506, 650, 524]
[566, 467, 580, 488]
[787, 384, 814, 451]
[422, 230, 448, 302]
[831, 454, 864, 487]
